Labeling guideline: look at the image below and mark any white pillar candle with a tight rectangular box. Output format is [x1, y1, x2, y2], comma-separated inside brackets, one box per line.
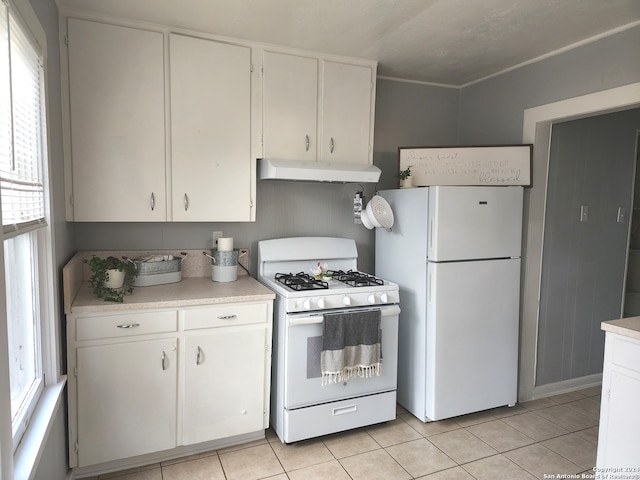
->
[218, 237, 234, 252]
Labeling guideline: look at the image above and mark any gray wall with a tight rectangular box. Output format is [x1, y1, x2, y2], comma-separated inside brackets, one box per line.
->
[373, 78, 460, 191]
[458, 25, 640, 145]
[536, 109, 640, 386]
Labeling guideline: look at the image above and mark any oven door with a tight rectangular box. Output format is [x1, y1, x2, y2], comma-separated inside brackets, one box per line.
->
[284, 305, 399, 409]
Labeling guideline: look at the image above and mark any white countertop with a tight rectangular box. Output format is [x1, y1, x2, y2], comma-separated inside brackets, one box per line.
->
[70, 275, 275, 313]
[601, 316, 640, 341]
[63, 250, 275, 314]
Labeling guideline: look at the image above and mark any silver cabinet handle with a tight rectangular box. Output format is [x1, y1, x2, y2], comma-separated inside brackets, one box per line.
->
[150, 192, 156, 211]
[161, 351, 167, 370]
[305, 135, 310, 152]
[117, 323, 140, 329]
[217, 314, 237, 320]
[184, 193, 189, 211]
[196, 346, 202, 365]
[330, 137, 335, 154]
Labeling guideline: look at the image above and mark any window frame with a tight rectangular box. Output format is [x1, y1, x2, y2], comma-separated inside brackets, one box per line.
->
[0, 0, 63, 478]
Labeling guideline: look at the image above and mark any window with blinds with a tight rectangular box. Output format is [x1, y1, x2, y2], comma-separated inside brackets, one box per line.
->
[0, 4, 46, 238]
[0, 0, 51, 453]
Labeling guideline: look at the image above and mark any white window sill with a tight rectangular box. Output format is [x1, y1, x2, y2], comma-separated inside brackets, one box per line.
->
[13, 377, 67, 480]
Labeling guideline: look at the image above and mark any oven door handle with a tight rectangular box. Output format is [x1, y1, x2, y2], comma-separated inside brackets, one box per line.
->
[288, 306, 400, 325]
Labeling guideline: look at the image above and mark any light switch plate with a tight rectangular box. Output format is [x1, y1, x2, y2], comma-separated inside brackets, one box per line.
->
[580, 205, 589, 222]
[212, 231, 223, 248]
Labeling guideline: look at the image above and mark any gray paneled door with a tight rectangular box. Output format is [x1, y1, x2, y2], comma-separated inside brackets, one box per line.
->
[536, 108, 640, 387]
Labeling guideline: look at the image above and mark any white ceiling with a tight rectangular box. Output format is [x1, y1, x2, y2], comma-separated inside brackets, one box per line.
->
[56, 0, 640, 86]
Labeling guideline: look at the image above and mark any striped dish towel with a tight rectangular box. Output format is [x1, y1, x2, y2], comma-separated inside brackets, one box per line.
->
[321, 309, 382, 386]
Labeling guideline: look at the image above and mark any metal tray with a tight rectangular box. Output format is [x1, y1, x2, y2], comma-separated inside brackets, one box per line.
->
[133, 255, 182, 275]
[133, 270, 182, 287]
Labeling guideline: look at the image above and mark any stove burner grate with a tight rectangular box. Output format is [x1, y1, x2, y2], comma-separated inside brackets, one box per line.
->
[275, 272, 329, 291]
[327, 270, 384, 287]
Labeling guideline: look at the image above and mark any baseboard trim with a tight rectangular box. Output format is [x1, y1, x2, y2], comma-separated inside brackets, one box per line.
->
[533, 373, 602, 399]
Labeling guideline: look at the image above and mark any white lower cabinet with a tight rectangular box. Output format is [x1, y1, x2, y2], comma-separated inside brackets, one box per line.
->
[67, 301, 272, 471]
[76, 338, 178, 467]
[182, 326, 267, 445]
[596, 330, 640, 468]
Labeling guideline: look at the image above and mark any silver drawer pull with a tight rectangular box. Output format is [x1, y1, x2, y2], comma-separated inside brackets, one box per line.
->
[117, 323, 141, 329]
[196, 346, 202, 365]
[217, 314, 237, 320]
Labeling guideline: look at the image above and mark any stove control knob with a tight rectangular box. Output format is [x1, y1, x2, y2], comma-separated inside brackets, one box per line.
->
[380, 293, 389, 303]
[342, 296, 352, 306]
[302, 299, 311, 310]
[367, 294, 376, 304]
[316, 298, 326, 309]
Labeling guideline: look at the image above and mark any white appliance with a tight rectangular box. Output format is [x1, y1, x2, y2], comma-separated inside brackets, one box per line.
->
[376, 186, 523, 422]
[258, 237, 400, 443]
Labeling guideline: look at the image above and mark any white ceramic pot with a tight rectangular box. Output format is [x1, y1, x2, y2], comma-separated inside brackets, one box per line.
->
[400, 177, 413, 188]
[104, 269, 125, 289]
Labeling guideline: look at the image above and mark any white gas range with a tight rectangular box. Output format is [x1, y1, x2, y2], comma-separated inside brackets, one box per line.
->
[258, 237, 400, 443]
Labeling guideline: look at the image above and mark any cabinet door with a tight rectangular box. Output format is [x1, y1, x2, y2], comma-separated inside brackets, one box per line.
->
[182, 325, 267, 445]
[262, 51, 318, 161]
[597, 334, 640, 467]
[170, 34, 252, 221]
[76, 339, 177, 467]
[67, 19, 166, 221]
[321, 61, 373, 165]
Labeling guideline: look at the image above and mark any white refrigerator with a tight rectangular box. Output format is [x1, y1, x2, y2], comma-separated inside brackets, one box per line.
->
[376, 186, 523, 421]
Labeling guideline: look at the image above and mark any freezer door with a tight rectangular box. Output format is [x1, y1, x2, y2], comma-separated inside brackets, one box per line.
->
[428, 186, 523, 261]
[426, 258, 520, 421]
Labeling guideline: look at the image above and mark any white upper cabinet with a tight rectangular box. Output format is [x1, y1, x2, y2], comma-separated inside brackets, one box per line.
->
[262, 51, 318, 162]
[66, 19, 166, 221]
[321, 61, 374, 165]
[261, 51, 376, 166]
[62, 15, 377, 221]
[169, 34, 253, 221]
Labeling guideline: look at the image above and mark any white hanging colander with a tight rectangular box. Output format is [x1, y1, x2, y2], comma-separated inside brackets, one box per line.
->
[361, 194, 394, 231]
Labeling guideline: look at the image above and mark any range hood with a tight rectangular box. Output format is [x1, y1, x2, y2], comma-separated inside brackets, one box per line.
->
[257, 158, 381, 183]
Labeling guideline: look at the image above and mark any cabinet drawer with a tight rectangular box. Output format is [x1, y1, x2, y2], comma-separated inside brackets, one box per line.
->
[75, 311, 178, 341]
[612, 335, 640, 373]
[184, 303, 267, 330]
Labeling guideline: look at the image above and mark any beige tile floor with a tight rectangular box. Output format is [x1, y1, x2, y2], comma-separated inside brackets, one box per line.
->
[88, 386, 601, 480]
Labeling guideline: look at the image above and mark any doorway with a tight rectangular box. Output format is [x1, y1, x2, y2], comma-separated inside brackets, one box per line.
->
[623, 132, 640, 316]
[519, 82, 640, 401]
[536, 109, 640, 389]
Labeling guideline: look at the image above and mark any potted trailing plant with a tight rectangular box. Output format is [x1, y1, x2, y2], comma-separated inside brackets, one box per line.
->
[396, 166, 413, 188]
[84, 255, 138, 303]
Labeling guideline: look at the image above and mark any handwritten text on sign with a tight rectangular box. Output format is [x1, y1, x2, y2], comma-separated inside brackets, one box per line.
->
[399, 145, 531, 186]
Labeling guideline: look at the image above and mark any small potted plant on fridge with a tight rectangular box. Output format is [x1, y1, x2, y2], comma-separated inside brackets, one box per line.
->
[396, 166, 413, 188]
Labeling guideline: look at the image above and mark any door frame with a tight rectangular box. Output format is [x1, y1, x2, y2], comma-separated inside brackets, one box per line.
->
[518, 83, 640, 401]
